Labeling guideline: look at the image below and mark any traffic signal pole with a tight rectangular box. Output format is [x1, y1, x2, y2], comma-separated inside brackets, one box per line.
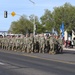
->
[29, 0, 36, 37]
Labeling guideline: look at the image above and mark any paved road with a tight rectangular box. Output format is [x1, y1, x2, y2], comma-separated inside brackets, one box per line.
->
[0, 49, 75, 75]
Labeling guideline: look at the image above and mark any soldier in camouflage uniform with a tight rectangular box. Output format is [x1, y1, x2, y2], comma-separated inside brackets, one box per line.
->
[28, 33, 34, 53]
[33, 34, 40, 53]
[57, 35, 63, 53]
[21, 35, 27, 52]
[44, 34, 50, 53]
[25, 34, 30, 53]
[49, 35, 54, 51]
[49, 34, 58, 54]
[53, 36, 58, 53]
[4, 36, 9, 51]
[39, 33, 45, 53]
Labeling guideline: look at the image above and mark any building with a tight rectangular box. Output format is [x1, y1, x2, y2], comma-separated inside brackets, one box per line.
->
[0, 31, 8, 37]
[64, 30, 75, 41]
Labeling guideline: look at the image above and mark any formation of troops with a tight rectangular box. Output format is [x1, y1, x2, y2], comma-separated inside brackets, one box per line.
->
[0, 33, 63, 54]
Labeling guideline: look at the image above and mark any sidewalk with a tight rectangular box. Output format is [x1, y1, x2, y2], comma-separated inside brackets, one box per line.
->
[63, 47, 75, 51]
[63, 45, 75, 51]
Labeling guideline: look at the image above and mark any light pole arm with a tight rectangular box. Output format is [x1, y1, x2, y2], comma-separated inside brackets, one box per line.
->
[29, 0, 35, 4]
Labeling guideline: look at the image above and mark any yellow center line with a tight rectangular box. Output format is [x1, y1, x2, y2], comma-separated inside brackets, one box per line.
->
[23, 54, 75, 65]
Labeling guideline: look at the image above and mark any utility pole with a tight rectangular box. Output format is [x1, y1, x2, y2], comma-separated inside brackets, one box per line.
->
[29, 0, 36, 37]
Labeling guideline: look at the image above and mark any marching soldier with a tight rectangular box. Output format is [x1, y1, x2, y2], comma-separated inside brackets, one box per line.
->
[28, 33, 34, 53]
[39, 33, 45, 53]
[49, 34, 58, 54]
[57, 35, 63, 53]
[25, 34, 30, 53]
[44, 34, 50, 53]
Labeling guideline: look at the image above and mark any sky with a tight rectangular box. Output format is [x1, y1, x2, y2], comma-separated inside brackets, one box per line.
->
[0, 0, 75, 31]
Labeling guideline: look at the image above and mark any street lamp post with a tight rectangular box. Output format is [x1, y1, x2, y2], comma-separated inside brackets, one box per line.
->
[29, 0, 36, 37]
[33, 14, 36, 37]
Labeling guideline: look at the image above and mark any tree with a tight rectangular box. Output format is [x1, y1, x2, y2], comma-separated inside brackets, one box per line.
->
[53, 3, 75, 33]
[40, 9, 54, 32]
[40, 3, 75, 34]
[29, 14, 43, 33]
[9, 3, 75, 34]
[9, 15, 33, 34]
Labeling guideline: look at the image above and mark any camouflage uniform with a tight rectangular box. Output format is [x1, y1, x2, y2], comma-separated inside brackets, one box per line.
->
[45, 36, 50, 53]
[23, 36, 28, 52]
[49, 36, 58, 54]
[53, 37, 58, 53]
[57, 37, 63, 53]
[21, 37, 27, 52]
[25, 34, 30, 53]
[28, 34, 34, 53]
[39, 34, 45, 53]
[34, 35, 40, 53]
[49, 36, 54, 51]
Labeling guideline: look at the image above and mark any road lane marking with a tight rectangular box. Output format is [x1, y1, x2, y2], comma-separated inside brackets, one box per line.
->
[0, 50, 75, 65]
[23, 54, 75, 65]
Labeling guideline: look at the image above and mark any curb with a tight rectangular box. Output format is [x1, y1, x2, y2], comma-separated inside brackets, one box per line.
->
[63, 48, 75, 51]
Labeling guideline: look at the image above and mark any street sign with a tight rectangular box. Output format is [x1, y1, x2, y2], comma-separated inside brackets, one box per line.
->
[11, 12, 16, 16]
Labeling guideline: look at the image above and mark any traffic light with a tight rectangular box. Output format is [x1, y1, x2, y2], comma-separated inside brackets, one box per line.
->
[4, 11, 8, 18]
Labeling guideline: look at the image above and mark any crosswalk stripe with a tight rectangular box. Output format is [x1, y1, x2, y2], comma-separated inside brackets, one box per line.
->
[0, 62, 5, 65]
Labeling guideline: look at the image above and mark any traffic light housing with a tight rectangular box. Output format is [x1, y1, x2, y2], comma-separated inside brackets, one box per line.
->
[4, 11, 8, 18]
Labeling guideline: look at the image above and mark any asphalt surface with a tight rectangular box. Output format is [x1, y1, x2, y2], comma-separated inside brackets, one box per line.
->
[0, 49, 75, 75]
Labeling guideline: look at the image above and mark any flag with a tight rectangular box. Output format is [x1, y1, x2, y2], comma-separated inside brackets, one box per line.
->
[60, 22, 64, 38]
[62, 22, 64, 38]
[52, 28, 55, 34]
[60, 24, 62, 33]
